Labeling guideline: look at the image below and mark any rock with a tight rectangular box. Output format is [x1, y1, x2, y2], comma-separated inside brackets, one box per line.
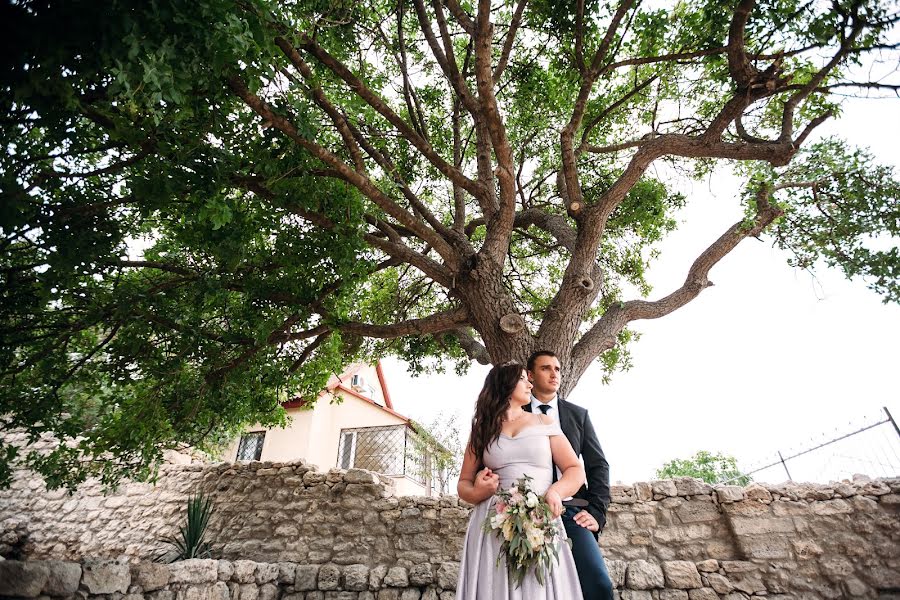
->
[409, 563, 434, 586]
[651, 480, 678, 498]
[218, 561, 234, 582]
[169, 559, 218, 584]
[688, 589, 720, 600]
[83, 559, 132, 594]
[634, 482, 653, 501]
[675, 500, 720, 524]
[383, 567, 408, 587]
[369, 565, 388, 589]
[254, 563, 278, 584]
[275, 562, 296, 584]
[620, 591, 653, 600]
[715, 486, 744, 503]
[743, 484, 773, 503]
[0, 560, 49, 597]
[720, 561, 756, 573]
[706, 573, 733, 594]
[663, 561, 702, 589]
[660, 591, 689, 600]
[318, 564, 341, 590]
[626, 560, 664, 590]
[344, 469, 380, 484]
[436, 562, 459, 590]
[607, 560, 627, 588]
[237, 583, 258, 600]
[674, 478, 713, 497]
[400, 589, 421, 600]
[344, 564, 369, 591]
[132, 562, 171, 592]
[420, 588, 438, 600]
[232, 561, 258, 584]
[695, 560, 718, 573]
[295, 564, 320, 591]
[43, 560, 82, 595]
[611, 485, 636, 504]
[257, 583, 278, 600]
[148, 590, 176, 600]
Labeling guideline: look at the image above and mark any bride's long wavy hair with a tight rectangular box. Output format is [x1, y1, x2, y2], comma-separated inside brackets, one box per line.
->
[468, 362, 525, 462]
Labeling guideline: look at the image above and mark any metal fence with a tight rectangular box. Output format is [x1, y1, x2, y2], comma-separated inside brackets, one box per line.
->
[724, 406, 900, 484]
[336, 424, 448, 494]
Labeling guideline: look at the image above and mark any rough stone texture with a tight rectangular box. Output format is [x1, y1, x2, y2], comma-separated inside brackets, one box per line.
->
[626, 560, 665, 589]
[383, 567, 408, 588]
[318, 564, 341, 591]
[168, 559, 219, 584]
[232, 561, 258, 584]
[343, 564, 369, 591]
[715, 486, 744, 503]
[133, 562, 171, 591]
[43, 560, 82, 595]
[408, 564, 433, 586]
[0, 560, 49, 597]
[662, 561, 701, 589]
[82, 559, 131, 594]
[0, 439, 897, 600]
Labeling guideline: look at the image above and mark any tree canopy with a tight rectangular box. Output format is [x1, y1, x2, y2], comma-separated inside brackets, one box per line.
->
[656, 450, 752, 485]
[1, 0, 898, 489]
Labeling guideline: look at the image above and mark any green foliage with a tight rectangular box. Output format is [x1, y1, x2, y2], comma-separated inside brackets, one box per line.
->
[656, 450, 751, 485]
[410, 412, 465, 494]
[155, 493, 215, 563]
[763, 140, 899, 303]
[1, 0, 896, 491]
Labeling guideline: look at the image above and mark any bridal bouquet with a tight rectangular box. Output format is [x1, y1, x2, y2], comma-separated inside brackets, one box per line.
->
[481, 474, 564, 587]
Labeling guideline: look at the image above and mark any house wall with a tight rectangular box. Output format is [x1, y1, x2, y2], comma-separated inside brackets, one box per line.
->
[1, 451, 898, 598]
[221, 363, 426, 495]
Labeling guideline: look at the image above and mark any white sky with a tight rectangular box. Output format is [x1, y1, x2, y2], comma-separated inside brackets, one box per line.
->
[380, 95, 900, 486]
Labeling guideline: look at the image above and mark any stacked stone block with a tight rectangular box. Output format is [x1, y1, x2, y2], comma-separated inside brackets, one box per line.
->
[0, 434, 898, 598]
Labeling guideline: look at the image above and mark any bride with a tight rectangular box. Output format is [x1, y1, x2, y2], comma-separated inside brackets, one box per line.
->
[455, 361, 586, 599]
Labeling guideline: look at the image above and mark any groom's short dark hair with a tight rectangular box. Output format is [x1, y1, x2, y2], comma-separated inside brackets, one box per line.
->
[526, 350, 558, 372]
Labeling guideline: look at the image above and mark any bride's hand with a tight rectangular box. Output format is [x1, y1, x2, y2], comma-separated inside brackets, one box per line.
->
[544, 488, 563, 518]
[474, 468, 500, 498]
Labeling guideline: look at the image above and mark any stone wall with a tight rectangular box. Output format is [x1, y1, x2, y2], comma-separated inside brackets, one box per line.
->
[1, 445, 898, 599]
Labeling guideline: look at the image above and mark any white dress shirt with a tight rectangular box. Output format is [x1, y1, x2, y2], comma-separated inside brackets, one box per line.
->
[530, 394, 559, 421]
[530, 394, 571, 495]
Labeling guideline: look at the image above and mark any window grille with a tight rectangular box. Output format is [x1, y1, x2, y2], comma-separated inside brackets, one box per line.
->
[237, 431, 265, 461]
[337, 425, 406, 475]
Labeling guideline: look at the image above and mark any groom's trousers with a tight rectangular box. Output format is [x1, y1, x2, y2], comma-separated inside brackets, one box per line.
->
[563, 506, 614, 600]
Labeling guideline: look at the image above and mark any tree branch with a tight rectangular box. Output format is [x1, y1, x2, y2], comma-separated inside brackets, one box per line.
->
[226, 75, 457, 261]
[492, 0, 527, 83]
[295, 31, 483, 199]
[570, 184, 785, 381]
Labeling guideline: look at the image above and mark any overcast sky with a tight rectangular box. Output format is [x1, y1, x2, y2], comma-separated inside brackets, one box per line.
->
[380, 92, 900, 486]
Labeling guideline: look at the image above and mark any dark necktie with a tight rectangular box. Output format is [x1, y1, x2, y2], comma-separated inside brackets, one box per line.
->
[537, 405, 557, 482]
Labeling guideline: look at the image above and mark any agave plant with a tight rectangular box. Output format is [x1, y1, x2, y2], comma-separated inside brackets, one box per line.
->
[155, 493, 214, 563]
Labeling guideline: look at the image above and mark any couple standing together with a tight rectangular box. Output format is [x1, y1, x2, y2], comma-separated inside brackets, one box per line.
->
[455, 351, 614, 600]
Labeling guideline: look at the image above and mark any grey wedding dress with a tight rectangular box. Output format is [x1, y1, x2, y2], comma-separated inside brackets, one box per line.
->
[455, 422, 585, 600]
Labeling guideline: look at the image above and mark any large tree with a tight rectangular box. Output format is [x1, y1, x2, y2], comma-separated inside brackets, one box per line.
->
[1, 0, 898, 489]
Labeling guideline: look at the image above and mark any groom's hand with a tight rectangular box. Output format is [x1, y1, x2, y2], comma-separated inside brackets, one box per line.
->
[574, 510, 599, 532]
[473, 468, 499, 498]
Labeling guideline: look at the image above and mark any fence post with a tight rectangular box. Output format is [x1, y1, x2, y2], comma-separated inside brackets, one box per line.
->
[778, 451, 792, 481]
[885, 406, 900, 439]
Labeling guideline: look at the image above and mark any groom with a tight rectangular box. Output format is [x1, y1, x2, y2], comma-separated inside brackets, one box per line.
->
[525, 350, 614, 600]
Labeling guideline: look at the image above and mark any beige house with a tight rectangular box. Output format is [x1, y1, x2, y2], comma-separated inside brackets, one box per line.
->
[226, 362, 446, 496]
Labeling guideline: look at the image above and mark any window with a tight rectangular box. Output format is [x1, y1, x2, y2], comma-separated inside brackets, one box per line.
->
[336, 425, 405, 475]
[236, 431, 265, 461]
[335, 425, 451, 495]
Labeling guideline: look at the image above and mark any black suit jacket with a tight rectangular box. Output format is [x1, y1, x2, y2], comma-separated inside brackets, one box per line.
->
[525, 398, 611, 534]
